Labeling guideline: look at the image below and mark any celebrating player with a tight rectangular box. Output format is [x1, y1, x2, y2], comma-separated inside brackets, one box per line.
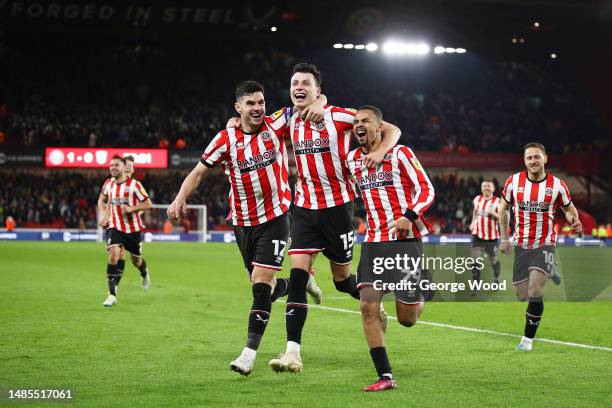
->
[469, 180, 502, 286]
[269, 64, 402, 373]
[498, 142, 582, 351]
[346, 106, 434, 391]
[167, 81, 322, 376]
[98, 155, 152, 307]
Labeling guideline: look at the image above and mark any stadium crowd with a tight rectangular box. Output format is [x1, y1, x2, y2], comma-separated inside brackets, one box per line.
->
[0, 42, 607, 154]
[0, 170, 499, 234]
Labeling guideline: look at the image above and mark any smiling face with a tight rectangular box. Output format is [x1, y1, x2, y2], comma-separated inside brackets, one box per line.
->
[353, 109, 383, 151]
[109, 158, 125, 179]
[290, 72, 320, 110]
[234, 91, 265, 130]
[481, 181, 494, 198]
[125, 159, 134, 177]
[524, 146, 547, 177]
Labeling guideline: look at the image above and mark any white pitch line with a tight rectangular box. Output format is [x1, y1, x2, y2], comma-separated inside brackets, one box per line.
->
[282, 301, 612, 352]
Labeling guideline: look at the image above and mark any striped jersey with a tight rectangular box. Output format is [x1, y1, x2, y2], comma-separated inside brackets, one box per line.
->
[502, 171, 572, 248]
[101, 177, 149, 233]
[346, 145, 435, 242]
[472, 194, 501, 240]
[289, 105, 356, 209]
[200, 110, 291, 226]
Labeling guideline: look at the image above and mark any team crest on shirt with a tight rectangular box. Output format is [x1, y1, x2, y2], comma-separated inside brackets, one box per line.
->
[518, 187, 524, 193]
[261, 131, 271, 141]
[545, 188, 553, 196]
[410, 157, 423, 171]
[384, 153, 393, 160]
[312, 122, 325, 130]
[347, 108, 357, 113]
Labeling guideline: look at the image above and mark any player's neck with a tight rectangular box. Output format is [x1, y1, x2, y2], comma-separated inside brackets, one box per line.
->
[527, 169, 547, 182]
[115, 174, 127, 183]
[482, 193, 492, 199]
[242, 123, 260, 134]
[361, 135, 382, 155]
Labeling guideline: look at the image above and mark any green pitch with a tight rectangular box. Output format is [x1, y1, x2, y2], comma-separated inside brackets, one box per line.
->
[1, 242, 611, 407]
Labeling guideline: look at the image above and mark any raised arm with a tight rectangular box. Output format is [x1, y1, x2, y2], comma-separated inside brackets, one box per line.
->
[167, 162, 212, 221]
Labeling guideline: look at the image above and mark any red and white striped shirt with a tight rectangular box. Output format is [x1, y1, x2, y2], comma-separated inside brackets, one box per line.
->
[290, 105, 356, 209]
[201, 111, 291, 226]
[472, 194, 501, 240]
[346, 145, 435, 242]
[101, 177, 149, 233]
[502, 171, 572, 248]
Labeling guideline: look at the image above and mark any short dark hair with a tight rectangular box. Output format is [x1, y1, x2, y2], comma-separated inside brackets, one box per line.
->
[524, 142, 546, 155]
[357, 105, 383, 123]
[111, 155, 126, 164]
[124, 155, 135, 163]
[292, 63, 321, 87]
[235, 80, 264, 100]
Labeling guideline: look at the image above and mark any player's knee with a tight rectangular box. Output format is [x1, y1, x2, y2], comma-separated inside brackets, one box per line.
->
[130, 256, 141, 267]
[360, 301, 379, 321]
[289, 268, 309, 291]
[398, 316, 417, 327]
[528, 288, 543, 299]
[252, 281, 272, 301]
[516, 293, 528, 302]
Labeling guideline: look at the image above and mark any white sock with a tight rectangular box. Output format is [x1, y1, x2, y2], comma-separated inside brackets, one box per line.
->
[242, 347, 256, 360]
[286, 341, 301, 356]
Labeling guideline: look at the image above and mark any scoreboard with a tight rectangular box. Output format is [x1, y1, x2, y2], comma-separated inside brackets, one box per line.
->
[45, 147, 168, 168]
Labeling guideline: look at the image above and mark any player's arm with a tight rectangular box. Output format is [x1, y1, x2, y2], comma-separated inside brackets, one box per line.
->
[122, 198, 152, 214]
[98, 193, 110, 228]
[498, 198, 511, 254]
[391, 147, 435, 238]
[469, 206, 477, 233]
[363, 121, 401, 168]
[487, 205, 499, 220]
[560, 202, 582, 233]
[167, 162, 212, 221]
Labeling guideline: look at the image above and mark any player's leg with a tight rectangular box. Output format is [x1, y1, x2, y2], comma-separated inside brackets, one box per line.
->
[103, 229, 122, 306]
[361, 287, 396, 392]
[115, 247, 126, 288]
[518, 268, 548, 349]
[487, 242, 501, 283]
[271, 207, 320, 373]
[126, 232, 149, 290]
[470, 239, 483, 283]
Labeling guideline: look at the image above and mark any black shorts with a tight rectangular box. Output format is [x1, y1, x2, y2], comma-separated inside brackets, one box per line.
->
[233, 213, 290, 275]
[288, 201, 354, 265]
[107, 228, 142, 257]
[357, 239, 425, 304]
[513, 245, 557, 284]
[472, 235, 499, 258]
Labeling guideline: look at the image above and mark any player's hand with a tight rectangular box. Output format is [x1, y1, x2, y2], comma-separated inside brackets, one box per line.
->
[226, 116, 241, 129]
[99, 218, 109, 228]
[500, 240, 511, 254]
[363, 149, 386, 168]
[167, 198, 187, 222]
[301, 101, 325, 123]
[567, 216, 583, 234]
[121, 204, 135, 214]
[469, 222, 476, 234]
[389, 216, 411, 240]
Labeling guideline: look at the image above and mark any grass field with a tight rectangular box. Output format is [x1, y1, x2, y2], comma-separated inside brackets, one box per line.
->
[1, 242, 611, 407]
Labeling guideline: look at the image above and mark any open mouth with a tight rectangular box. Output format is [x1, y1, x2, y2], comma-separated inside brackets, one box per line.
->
[250, 112, 263, 119]
[293, 92, 307, 103]
[356, 128, 367, 138]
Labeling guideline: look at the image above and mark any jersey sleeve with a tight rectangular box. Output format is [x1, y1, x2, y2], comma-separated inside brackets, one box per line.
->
[502, 176, 513, 203]
[556, 179, 572, 206]
[331, 106, 356, 133]
[267, 107, 291, 140]
[200, 131, 229, 168]
[133, 181, 149, 202]
[397, 146, 435, 216]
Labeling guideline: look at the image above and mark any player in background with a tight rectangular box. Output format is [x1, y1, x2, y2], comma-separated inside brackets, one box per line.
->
[98, 156, 150, 291]
[167, 81, 322, 376]
[469, 180, 502, 286]
[499, 142, 582, 351]
[269, 63, 402, 373]
[347, 106, 434, 391]
[98, 155, 152, 307]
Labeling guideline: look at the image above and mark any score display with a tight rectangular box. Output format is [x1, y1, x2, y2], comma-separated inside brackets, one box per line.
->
[45, 148, 168, 168]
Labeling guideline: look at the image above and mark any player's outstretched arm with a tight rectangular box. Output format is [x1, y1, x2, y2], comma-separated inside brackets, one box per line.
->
[363, 121, 401, 168]
[167, 162, 211, 221]
[498, 199, 511, 254]
[561, 203, 583, 234]
[300, 93, 327, 122]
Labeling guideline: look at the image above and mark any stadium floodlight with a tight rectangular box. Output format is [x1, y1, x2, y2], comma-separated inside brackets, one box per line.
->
[445, 47, 456, 53]
[434, 46, 445, 54]
[534, 22, 540, 28]
[271, 26, 277, 32]
[383, 40, 430, 56]
[333, 43, 343, 49]
[343, 43, 354, 49]
[365, 42, 378, 52]
[355, 44, 365, 50]
[456, 48, 467, 54]
[551, 53, 557, 59]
